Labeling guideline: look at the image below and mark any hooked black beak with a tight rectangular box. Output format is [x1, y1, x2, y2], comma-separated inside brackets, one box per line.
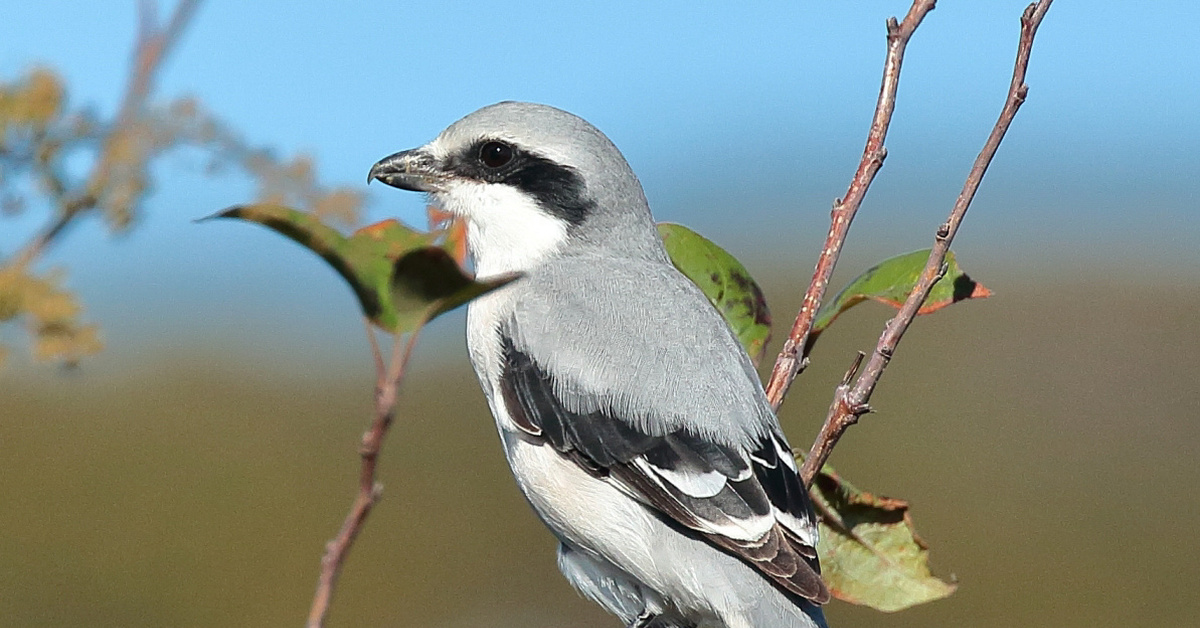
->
[368, 148, 443, 192]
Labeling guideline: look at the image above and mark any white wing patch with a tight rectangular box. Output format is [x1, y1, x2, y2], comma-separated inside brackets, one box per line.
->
[647, 461, 727, 498]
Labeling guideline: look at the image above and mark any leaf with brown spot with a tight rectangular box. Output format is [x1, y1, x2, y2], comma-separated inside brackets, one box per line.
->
[657, 223, 772, 364]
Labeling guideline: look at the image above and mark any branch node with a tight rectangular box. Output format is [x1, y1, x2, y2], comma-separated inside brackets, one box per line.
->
[1021, 2, 1038, 24]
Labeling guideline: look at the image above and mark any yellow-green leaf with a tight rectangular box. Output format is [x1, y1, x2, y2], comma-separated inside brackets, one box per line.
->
[0, 265, 102, 365]
[813, 467, 957, 611]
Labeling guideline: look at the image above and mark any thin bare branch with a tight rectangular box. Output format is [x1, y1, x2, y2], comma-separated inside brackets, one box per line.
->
[306, 326, 423, 628]
[7, 0, 202, 269]
[765, 0, 937, 411]
[800, 0, 1054, 487]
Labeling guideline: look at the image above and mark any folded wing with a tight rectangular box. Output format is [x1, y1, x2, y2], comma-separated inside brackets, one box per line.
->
[499, 334, 830, 604]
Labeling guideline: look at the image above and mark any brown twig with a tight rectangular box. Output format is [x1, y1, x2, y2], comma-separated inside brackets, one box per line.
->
[799, 0, 1054, 486]
[7, 0, 201, 269]
[764, 0, 938, 412]
[306, 323, 423, 628]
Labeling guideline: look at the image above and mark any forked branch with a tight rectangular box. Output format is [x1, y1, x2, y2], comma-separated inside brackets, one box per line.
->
[764, 0, 938, 411]
[799, 0, 1054, 486]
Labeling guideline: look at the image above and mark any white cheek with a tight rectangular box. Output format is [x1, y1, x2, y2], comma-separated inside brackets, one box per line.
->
[433, 181, 568, 279]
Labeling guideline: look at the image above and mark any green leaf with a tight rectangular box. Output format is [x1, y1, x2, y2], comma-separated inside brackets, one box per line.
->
[812, 466, 957, 611]
[658, 223, 772, 363]
[387, 246, 516, 332]
[205, 204, 516, 333]
[811, 249, 990, 342]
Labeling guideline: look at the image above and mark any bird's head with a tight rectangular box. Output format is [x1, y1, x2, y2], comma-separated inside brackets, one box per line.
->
[369, 102, 664, 278]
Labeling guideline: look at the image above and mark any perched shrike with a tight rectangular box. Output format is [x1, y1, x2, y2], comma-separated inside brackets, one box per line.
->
[370, 102, 830, 628]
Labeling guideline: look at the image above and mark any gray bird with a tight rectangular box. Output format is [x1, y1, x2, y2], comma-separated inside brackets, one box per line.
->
[369, 102, 830, 628]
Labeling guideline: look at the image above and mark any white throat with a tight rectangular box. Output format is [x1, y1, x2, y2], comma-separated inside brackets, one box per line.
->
[432, 181, 569, 280]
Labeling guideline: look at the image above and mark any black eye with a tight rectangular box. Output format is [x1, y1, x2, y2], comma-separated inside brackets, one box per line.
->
[479, 141, 513, 168]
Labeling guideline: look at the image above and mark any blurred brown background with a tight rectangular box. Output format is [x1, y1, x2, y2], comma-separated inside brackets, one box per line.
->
[5, 268, 1198, 627]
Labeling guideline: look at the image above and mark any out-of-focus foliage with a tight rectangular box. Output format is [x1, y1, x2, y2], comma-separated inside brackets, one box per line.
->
[0, 64, 364, 366]
[0, 265, 101, 367]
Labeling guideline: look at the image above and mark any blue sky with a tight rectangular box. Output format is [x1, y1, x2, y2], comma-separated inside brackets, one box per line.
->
[2, 1, 1197, 366]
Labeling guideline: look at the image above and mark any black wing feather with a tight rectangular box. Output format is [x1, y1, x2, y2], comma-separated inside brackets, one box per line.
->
[499, 335, 830, 604]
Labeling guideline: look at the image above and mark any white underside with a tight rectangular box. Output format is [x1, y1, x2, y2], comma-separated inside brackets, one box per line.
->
[498, 426, 824, 628]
